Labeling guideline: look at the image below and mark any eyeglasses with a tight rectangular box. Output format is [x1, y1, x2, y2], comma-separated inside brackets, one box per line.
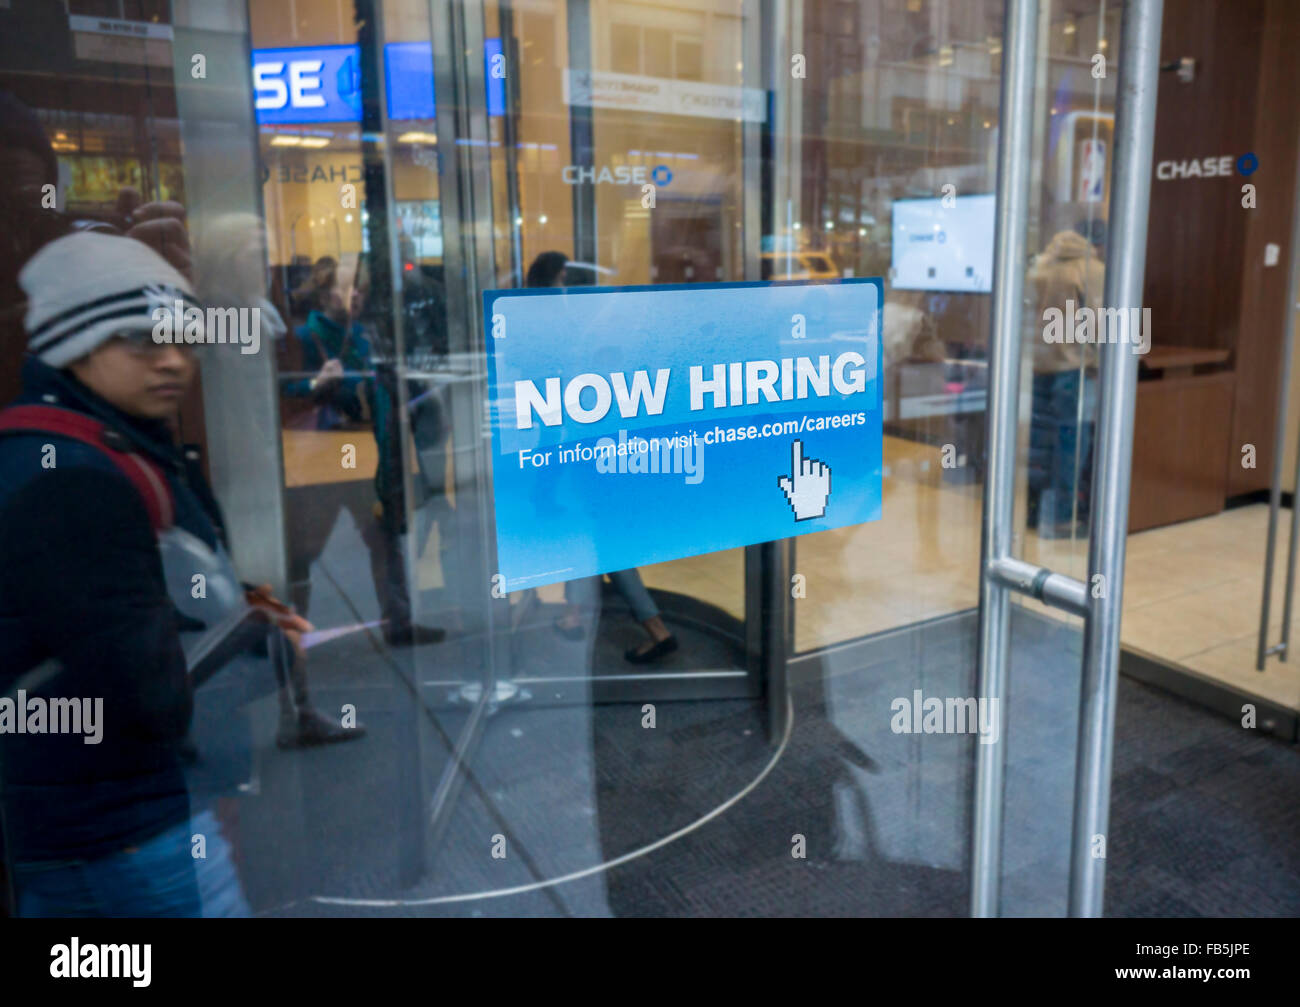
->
[109, 330, 198, 357]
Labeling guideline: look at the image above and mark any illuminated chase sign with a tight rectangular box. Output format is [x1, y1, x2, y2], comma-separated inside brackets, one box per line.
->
[484, 279, 884, 590]
[253, 45, 362, 124]
[251, 42, 504, 124]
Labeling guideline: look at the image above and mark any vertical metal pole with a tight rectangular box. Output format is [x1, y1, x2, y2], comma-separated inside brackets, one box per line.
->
[1257, 257, 1294, 667]
[172, 0, 290, 598]
[1282, 409, 1300, 659]
[770, 0, 799, 269]
[1068, 0, 1163, 918]
[499, 4, 525, 288]
[742, 0, 764, 283]
[566, 0, 597, 273]
[970, 0, 1038, 919]
[423, 0, 503, 872]
[1271, 149, 1300, 662]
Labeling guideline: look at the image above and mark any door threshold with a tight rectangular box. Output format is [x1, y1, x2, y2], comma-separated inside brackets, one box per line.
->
[1120, 646, 1299, 742]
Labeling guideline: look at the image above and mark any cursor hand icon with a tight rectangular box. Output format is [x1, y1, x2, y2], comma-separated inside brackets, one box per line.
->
[777, 439, 831, 521]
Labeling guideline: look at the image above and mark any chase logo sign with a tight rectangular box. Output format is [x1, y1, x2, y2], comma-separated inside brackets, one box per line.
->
[560, 163, 674, 186]
[1155, 152, 1259, 180]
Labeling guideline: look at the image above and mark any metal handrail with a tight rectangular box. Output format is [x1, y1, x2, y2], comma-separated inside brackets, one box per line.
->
[970, 0, 1041, 919]
[1256, 140, 1300, 670]
[1068, 0, 1163, 918]
[971, 0, 1163, 918]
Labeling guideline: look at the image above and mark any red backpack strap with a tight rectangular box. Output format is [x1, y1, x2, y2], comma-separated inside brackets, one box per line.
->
[0, 404, 175, 531]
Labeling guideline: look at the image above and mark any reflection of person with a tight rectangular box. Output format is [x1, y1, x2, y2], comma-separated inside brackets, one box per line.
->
[290, 255, 339, 324]
[194, 212, 287, 342]
[0, 234, 311, 916]
[525, 249, 569, 289]
[192, 215, 353, 747]
[285, 256, 374, 430]
[525, 251, 678, 663]
[0, 90, 190, 406]
[1026, 224, 1105, 537]
[282, 256, 444, 647]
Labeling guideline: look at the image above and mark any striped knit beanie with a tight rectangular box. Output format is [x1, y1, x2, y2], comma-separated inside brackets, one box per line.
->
[21, 232, 202, 367]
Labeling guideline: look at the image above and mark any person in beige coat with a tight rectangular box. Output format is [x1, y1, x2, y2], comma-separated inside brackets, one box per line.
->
[1026, 223, 1106, 537]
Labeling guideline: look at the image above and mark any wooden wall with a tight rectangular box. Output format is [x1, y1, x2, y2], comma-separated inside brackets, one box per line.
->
[1143, 0, 1262, 358]
[1132, 0, 1300, 525]
[1227, 0, 1300, 496]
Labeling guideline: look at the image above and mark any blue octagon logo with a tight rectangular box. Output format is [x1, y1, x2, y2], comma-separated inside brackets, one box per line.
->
[651, 164, 673, 186]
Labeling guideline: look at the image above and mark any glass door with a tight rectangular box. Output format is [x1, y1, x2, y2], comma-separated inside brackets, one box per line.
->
[394, 0, 1126, 916]
[3, 0, 1130, 918]
[220, 0, 1135, 917]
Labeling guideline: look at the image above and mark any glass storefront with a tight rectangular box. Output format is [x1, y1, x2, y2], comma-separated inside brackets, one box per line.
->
[1, 0, 1296, 921]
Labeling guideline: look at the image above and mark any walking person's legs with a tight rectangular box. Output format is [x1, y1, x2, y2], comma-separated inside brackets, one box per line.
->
[554, 574, 601, 639]
[608, 569, 677, 664]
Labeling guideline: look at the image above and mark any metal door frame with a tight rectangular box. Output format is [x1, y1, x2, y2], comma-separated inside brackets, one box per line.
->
[971, 0, 1163, 918]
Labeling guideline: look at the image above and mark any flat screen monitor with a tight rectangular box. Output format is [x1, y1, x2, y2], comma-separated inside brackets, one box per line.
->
[890, 194, 995, 293]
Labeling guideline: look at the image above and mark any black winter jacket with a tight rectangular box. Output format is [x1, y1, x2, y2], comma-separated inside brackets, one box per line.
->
[0, 357, 226, 862]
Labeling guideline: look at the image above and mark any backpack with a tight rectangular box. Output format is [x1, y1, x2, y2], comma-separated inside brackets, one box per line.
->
[0, 403, 175, 530]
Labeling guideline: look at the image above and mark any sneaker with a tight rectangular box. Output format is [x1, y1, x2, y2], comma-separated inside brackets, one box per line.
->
[553, 617, 586, 641]
[277, 707, 367, 749]
[624, 635, 679, 665]
[383, 623, 447, 647]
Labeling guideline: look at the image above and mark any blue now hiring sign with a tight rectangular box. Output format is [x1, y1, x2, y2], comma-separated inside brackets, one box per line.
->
[484, 279, 885, 591]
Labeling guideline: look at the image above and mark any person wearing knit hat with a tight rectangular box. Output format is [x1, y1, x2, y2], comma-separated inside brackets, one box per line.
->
[0, 231, 360, 918]
[22, 231, 203, 372]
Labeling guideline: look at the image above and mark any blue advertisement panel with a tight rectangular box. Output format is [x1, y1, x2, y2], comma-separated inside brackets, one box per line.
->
[484, 279, 884, 591]
[252, 42, 503, 124]
[252, 44, 362, 124]
[384, 41, 437, 120]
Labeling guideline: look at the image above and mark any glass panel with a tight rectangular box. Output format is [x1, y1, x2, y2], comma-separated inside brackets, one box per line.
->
[432, 0, 1005, 916]
[0, 0, 1025, 919]
[9, 0, 1289, 924]
[790, 1, 1002, 653]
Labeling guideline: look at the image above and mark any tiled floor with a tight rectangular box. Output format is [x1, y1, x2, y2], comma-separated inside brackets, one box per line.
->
[1116, 504, 1300, 710]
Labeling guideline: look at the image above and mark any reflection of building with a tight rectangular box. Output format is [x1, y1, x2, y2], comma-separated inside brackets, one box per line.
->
[0, 3, 186, 406]
[247, 32, 449, 275]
